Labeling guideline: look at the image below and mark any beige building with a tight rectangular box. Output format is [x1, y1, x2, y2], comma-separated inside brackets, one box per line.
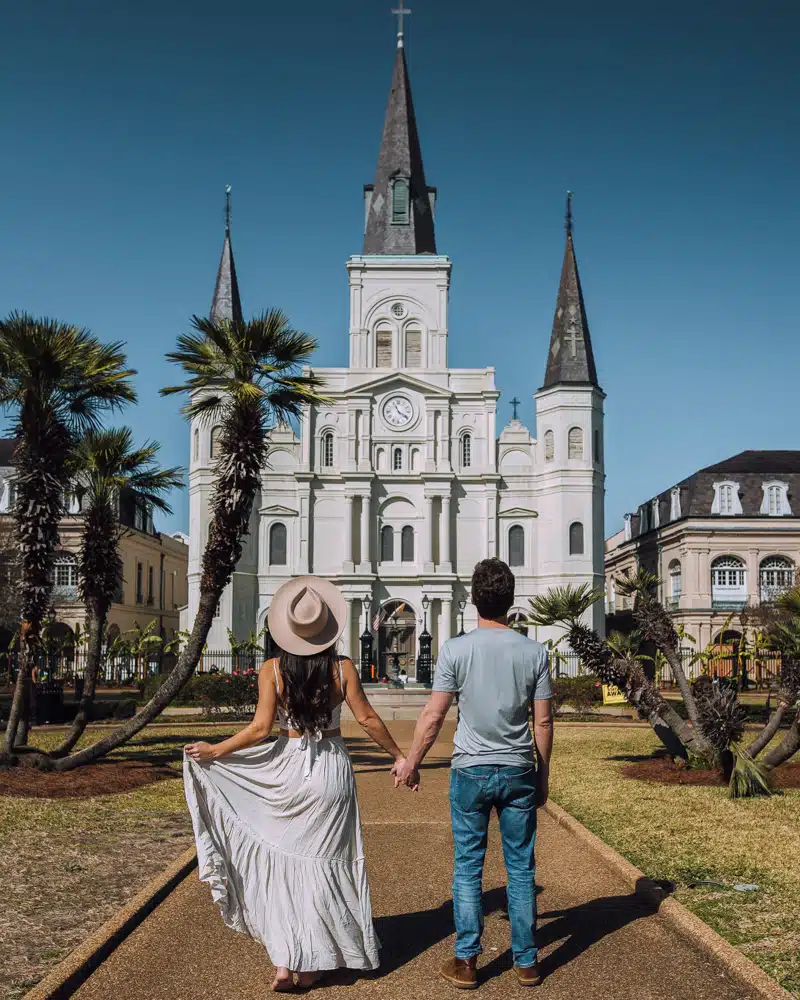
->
[0, 440, 188, 649]
[605, 451, 800, 653]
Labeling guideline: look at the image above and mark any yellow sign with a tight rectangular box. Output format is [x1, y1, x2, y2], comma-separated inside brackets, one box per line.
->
[602, 684, 627, 705]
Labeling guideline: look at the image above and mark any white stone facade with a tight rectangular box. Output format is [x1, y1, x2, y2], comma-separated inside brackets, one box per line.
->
[184, 252, 605, 670]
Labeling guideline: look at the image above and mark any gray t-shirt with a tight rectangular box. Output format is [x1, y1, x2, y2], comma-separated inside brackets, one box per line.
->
[433, 627, 552, 769]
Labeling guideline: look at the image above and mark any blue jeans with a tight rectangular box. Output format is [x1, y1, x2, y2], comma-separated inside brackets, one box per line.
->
[449, 764, 538, 967]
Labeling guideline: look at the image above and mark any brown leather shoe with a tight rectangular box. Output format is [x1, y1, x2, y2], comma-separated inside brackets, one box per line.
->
[439, 956, 478, 989]
[514, 962, 543, 987]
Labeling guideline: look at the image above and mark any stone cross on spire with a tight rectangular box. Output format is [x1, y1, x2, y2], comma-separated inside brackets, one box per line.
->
[392, 5, 411, 48]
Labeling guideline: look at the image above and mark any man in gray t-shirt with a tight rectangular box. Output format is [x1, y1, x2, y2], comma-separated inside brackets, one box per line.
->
[393, 559, 554, 989]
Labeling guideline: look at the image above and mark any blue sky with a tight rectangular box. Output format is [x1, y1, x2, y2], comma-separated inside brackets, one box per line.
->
[0, 0, 797, 534]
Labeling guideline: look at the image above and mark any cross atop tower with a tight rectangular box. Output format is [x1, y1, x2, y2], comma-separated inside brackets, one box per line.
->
[565, 190, 573, 236]
[392, 5, 411, 48]
[224, 184, 231, 234]
[510, 397, 521, 421]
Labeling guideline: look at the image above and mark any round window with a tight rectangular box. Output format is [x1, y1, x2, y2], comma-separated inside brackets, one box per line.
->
[391, 302, 405, 318]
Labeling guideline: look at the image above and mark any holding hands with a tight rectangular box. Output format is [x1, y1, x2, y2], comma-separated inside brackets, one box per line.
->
[392, 755, 421, 791]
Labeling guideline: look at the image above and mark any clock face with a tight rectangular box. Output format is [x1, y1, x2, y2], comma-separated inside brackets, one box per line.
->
[383, 396, 414, 428]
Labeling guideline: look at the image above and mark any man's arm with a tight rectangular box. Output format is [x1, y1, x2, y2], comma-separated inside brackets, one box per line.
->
[392, 691, 455, 790]
[532, 697, 554, 807]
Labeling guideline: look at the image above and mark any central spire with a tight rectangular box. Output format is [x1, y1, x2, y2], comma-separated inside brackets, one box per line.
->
[362, 23, 437, 255]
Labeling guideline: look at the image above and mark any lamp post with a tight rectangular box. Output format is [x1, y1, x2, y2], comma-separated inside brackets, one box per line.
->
[360, 601, 374, 682]
[458, 597, 467, 636]
[417, 594, 433, 686]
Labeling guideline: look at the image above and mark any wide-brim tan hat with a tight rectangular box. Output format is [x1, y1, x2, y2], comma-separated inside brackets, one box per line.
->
[268, 576, 347, 657]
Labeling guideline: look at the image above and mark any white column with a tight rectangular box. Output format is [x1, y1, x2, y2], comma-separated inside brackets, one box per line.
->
[343, 599, 354, 659]
[344, 495, 354, 570]
[360, 494, 370, 569]
[425, 496, 435, 570]
[440, 598, 452, 646]
[441, 494, 451, 569]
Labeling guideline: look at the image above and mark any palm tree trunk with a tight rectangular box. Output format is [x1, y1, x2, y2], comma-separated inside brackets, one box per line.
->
[54, 591, 219, 771]
[746, 700, 789, 759]
[762, 710, 800, 769]
[52, 600, 105, 757]
[3, 639, 32, 754]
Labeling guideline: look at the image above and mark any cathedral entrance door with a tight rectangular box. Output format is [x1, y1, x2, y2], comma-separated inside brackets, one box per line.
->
[377, 600, 417, 679]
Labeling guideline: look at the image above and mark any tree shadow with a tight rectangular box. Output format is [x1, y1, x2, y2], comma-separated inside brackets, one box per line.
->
[606, 751, 669, 763]
[477, 879, 662, 984]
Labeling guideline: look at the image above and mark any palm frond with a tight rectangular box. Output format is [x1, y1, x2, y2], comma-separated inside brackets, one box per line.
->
[729, 745, 773, 799]
[616, 569, 660, 599]
[527, 584, 604, 627]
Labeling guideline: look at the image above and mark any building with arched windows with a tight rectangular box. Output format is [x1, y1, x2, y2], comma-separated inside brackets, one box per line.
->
[184, 27, 605, 668]
[605, 450, 800, 653]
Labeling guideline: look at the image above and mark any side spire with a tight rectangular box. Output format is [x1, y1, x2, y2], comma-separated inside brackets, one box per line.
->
[542, 194, 599, 389]
[210, 184, 243, 325]
[362, 20, 436, 255]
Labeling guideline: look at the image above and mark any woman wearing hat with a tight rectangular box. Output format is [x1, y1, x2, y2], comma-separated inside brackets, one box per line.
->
[183, 577, 407, 992]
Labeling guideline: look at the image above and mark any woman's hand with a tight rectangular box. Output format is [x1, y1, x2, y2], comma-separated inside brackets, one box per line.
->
[184, 741, 219, 762]
[391, 756, 420, 791]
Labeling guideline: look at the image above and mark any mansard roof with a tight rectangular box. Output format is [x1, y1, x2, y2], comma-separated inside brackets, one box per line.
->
[619, 450, 800, 542]
[362, 43, 437, 255]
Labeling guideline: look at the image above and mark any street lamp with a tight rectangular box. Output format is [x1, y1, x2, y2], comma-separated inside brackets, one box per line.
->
[458, 597, 467, 636]
[417, 594, 433, 686]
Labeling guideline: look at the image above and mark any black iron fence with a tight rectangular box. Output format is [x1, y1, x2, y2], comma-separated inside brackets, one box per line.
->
[0, 648, 264, 686]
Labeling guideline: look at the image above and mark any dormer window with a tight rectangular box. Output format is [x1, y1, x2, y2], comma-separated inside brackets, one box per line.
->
[391, 178, 410, 225]
[712, 481, 743, 516]
[670, 487, 682, 521]
[651, 498, 660, 529]
[623, 513, 632, 541]
[760, 481, 791, 516]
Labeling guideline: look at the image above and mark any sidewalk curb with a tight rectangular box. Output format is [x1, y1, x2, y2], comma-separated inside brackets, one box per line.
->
[543, 801, 792, 1000]
[22, 846, 198, 1000]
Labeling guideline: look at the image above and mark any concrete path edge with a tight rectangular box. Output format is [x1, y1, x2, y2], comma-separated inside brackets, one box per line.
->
[21, 846, 198, 1000]
[544, 800, 792, 1000]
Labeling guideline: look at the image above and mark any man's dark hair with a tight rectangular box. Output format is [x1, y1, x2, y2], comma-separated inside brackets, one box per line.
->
[470, 558, 515, 620]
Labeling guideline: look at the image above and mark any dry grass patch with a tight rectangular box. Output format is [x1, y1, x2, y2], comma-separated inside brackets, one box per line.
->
[0, 725, 238, 1000]
[549, 726, 800, 996]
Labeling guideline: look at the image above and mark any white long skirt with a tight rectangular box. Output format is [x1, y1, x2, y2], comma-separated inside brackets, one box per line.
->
[183, 735, 380, 972]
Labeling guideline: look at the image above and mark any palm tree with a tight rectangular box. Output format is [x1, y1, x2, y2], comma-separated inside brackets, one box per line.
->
[0, 314, 135, 756]
[54, 310, 326, 770]
[526, 583, 711, 758]
[53, 429, 183, 756]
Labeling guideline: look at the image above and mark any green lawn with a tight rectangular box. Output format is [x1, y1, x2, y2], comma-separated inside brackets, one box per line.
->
[0, 725, 238, 1000]
[549, 726, 800, 996]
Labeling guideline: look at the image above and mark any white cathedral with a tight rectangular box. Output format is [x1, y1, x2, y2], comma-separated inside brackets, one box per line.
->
[184, 31, 606, 675]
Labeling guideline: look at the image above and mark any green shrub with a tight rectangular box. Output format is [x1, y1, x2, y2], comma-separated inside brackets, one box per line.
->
[138, 668, 260, 717]
[552, 675, 603, 714]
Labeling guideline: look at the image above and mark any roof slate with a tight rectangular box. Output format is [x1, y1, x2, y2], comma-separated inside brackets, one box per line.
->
[210, 228, 243, 325]
[362, 45, 436, 255]
[542, 231, 599, 389]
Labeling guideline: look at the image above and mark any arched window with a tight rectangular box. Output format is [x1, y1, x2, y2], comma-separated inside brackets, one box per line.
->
[401, 525, 414, 562]
[569, 521, 584, 555]
[461, 434, 472, 469]
[404, 328, 422, 368]
[544, 430, 554, 462]
[322, 432, 334, 468]
[392, 178, 410, 225]
[393, 448, 403, 471]
[193, 428, 199, 462]
[411, 448, 421, 472]
[509, 525, 524, 567]
[568, 427, 583, 460]
[269, 523, 287, 566]
[376, 327, 393, 368]
[711, 556, 747, 606]
[669, 559, 682, 604]
[759, 556, 794, 602]
[210, 425, 223, 460]
[376, 447, 387, 471]
[52, 553, 78, 593]
[381, 525, 394, 562]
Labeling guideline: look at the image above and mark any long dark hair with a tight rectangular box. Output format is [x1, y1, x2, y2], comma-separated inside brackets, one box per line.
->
[278, 644, 338, 733]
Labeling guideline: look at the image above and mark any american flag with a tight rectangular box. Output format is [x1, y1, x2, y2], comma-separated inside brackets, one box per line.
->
[371, 602, 406, 632]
